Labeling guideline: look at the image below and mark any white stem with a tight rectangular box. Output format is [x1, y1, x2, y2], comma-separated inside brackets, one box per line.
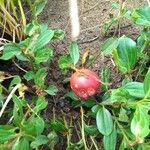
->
[69, 0, 80, 41]
[0, 84, 21, 118]
[147, 0, 150, 6]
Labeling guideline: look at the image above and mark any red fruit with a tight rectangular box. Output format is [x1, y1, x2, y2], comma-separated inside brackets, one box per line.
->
[70, 69, 100, 99]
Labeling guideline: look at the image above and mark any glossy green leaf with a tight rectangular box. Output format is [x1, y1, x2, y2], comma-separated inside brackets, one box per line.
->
[0, 43, 21, 60]
[45, 85, 58, 95]
[12, 138, 29, 150]
[34, 29, 54, 50]
[96, 107, 113, 135]
[110, 88, 130, 103]
[131, 105, 149, 138]
[24, 71, 34, 81]
[131, 6, 150, 26]
[69, 42, 79, 65]
[124, 82, 150, 98]
[91, 105, 101, 114]
[113, 48, 128, 73]
[30, 135, 48, 148]
[101, 37, 118, 55]
[33, 96, 48, 113]
[35, 48, 53, 64]
[0, 125, 17, 143]
[103, 125, 117, 150]
[58, 55, 73, 70]
[144, 69, 150, 98]
[113, 36, 137, 73]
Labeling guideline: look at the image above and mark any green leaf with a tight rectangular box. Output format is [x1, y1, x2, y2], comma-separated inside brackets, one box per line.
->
[33, 96, 48, 113]
[23, 117, 45, 136]
[103, 125, 117, 150]
[65, 91, 79, 101]
[101, 37, 118, 55]
[137, 30, 149, 52]
[110, 88, 130, 103]
[45, 85, 58, 95]
[9, 76, 21, 91]
[12, 138, 29, 150]
[34, 30, 54, 50]
[0, 125, 17, 143]
[92, 105, 101, 114]
[16, 54, 29, 61]
[124, 82, 150, 98]
[58, 55, 73, 70]
[12, 95, 25, 126]
[131, 105, 149, 138]
[35, 48, 53, 64]
[30, 135, 48, 148]
[118, 107, 129, 123]
[69, 42, 79, 65]
[0, 43, 21, 60]
[82, 98, 96, 108]
[24, 22, 39, 36]
[84, 124, 98, 136]
[113, 48, 128, 73]
[144, 69, 150, 98]
[96, 107, 113, 135]
[24, 71, 34, 81]
[131, 6, 150, 26]
[34, 68, 47, 88]
[33, 0, 48, 16]
[52, 29, 65, 40]
[114, 36, 137, 73]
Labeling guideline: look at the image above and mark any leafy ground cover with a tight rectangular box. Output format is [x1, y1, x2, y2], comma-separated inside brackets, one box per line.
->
[0, 0, 150, 150]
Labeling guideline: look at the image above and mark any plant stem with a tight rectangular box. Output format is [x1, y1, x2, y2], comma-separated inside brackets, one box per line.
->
[80, 106, 88, 150]
[90, 136, 99, 150]
[112, 110, 130, 143]
[13, 60, 27, 72]
[0, 84, 21, 118]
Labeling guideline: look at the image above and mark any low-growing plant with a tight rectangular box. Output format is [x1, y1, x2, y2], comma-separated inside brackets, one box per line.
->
[58, 4, 150, 150]
[0, 1, 150, 150]
[0, 22, 64, 149]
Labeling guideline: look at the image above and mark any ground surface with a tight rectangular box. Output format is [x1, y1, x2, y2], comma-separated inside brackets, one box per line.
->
[39, 0, 146, 149]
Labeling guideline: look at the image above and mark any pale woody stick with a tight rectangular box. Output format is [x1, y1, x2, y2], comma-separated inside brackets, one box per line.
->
[69, 0, 80, 41]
